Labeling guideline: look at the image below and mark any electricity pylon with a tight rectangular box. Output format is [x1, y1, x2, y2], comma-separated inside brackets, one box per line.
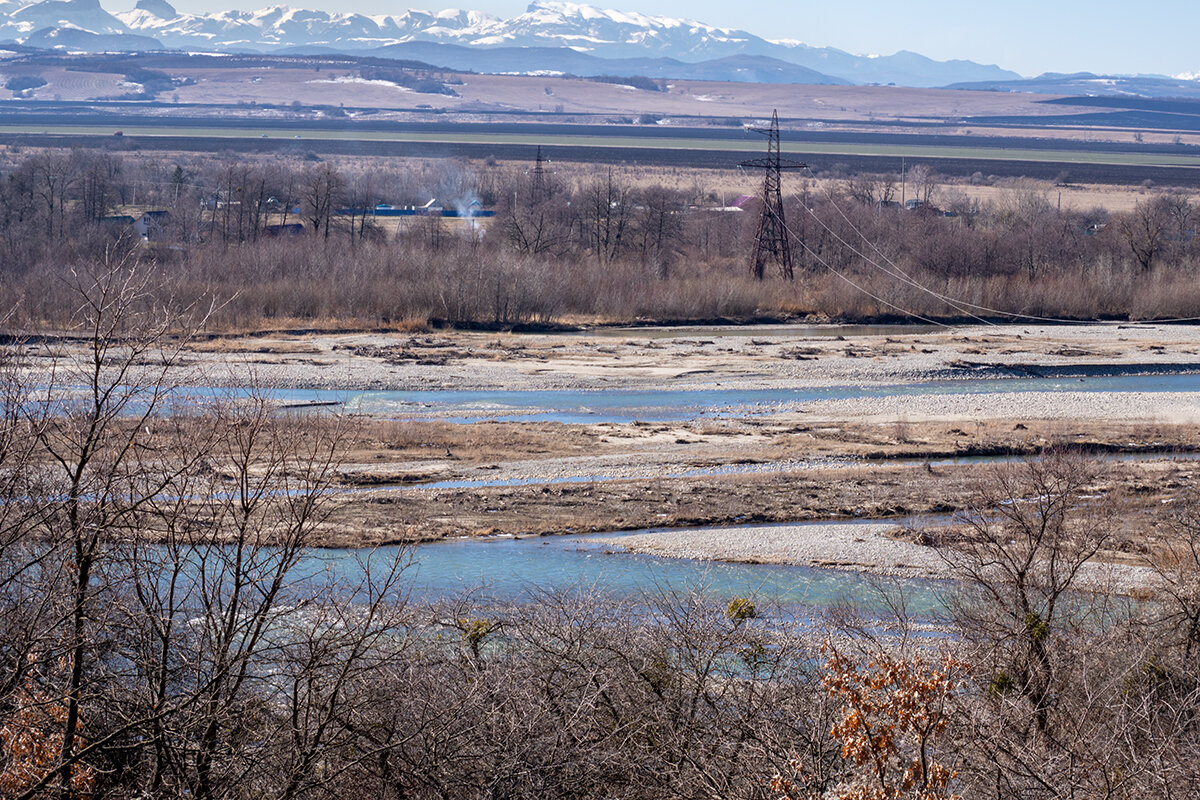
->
[532, 145, 546, 203]
[740, 110, 807, 280]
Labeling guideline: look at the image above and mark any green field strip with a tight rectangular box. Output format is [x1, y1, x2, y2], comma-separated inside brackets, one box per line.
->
[3, 124, 1200, 168]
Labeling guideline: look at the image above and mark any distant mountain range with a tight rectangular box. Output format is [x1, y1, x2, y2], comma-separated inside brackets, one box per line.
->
[946, 72, 1200, 100]
[0, 0, 1025, 88]
[3, 0, 1198, 96]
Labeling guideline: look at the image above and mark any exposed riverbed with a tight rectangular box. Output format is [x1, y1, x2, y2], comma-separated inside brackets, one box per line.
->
[20, 321, 1200, 588]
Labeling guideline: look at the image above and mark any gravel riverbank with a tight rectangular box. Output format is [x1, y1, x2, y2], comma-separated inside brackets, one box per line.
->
[586, 522, 1161, 593]
[148, 322, 1200, 396]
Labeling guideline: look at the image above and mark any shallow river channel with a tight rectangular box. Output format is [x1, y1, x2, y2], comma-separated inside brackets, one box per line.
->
[215, 371, 1200, 424]
[306, 522, 946, 617]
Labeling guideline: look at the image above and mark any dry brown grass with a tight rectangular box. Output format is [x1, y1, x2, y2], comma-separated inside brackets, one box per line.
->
[8, 241, 1197, 334]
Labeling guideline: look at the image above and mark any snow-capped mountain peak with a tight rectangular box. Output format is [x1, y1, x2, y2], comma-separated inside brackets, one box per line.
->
[524, 1, 692, 30]
[133, 0, 176, 19]
[8, 0, 130, 35]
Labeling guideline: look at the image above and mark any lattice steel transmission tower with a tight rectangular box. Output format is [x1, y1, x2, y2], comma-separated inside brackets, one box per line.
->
[531, 145, 547, 203]
[740, 110, 807, 280]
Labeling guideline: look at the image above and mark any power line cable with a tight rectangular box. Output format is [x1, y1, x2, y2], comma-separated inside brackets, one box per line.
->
[801, 165, 1097, 326]
[795, 175, 1200, 325]
[762, 203, 950, 327]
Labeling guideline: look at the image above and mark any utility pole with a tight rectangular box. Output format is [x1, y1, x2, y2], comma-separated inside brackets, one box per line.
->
[739, 109, 807, 280]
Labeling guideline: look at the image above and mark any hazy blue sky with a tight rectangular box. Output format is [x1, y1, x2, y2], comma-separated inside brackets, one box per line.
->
[163, 0, 1199, 78]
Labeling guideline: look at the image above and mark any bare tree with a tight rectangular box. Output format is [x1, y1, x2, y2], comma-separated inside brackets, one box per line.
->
[634, 186, 686, 276]
[301, 163, 344, 240]
[1115, 196, 1170, 271]
[845, 173, 897, 207]
[1152, 487, 1200, 657]
[905, 164, 937, 207]
[501, 173, 571, 258]
[584, 168, 630, 263]
[19, 152, 78, 240]
[929, 451, 1200, 799]
[0, 257, 425, 800]
[942, 451, 1114, 735]
[77, 153, 125, 224]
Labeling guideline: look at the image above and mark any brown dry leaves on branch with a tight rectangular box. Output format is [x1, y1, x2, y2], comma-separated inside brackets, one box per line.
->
[0, 672, 96, 799]
[772, 642, 967, 800]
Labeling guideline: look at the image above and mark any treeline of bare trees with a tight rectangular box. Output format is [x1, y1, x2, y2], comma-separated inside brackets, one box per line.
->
[1, 149, 1199, 328]
[2, 266, 1200, 798]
